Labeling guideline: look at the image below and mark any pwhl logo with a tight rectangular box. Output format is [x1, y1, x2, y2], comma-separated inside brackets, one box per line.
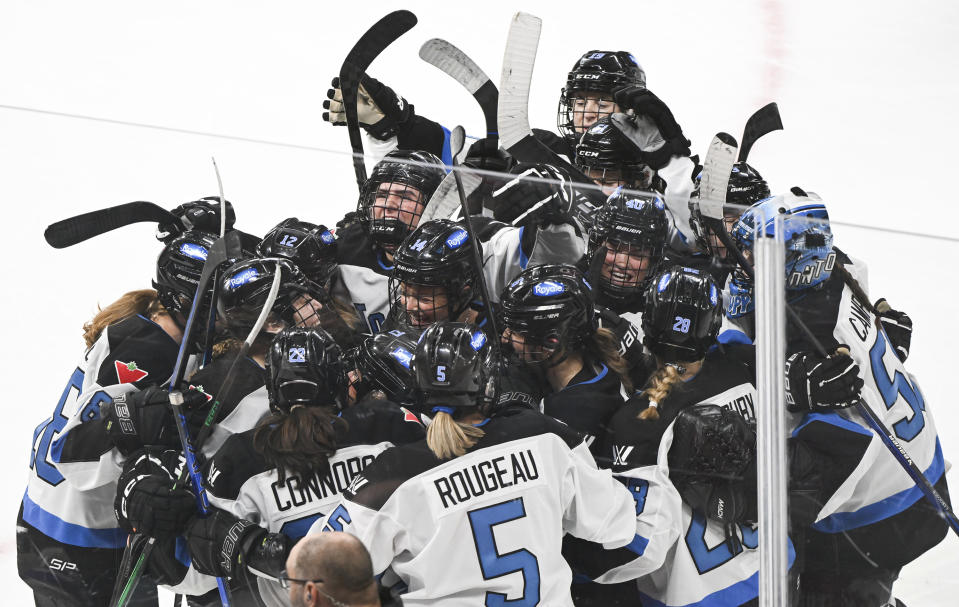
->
[115, 361, 148, 384]
[533, 280, 565, 297]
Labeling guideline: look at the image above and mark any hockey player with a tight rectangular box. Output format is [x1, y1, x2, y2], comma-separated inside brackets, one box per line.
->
[573, 117, 660, 196]
[118, 327, 425, 606]
[330, 149, 446, 334]
[724, 193, 944, 605]
[17, 230, 217, 607]
[346, 327, 419, 408]
[499, 264, 630, 458]
[604, 265, 758, 466]
[309, 321, 673, 606]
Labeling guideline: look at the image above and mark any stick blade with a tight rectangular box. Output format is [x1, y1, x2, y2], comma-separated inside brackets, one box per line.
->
[739, 102, 783, 162]
[498, 12, 542, 149]
[419, 39, 489, 94]
[699, 133, 739, 220]
[44, 201, 175, 249]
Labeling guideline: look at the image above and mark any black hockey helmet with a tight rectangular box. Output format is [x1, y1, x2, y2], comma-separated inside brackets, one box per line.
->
[218, 257, 331, 338]
[414, 321, 496, 409]
[642, 265, 723, 363]
[388, 219, 477, 329]
[574, 118, 654, 192]
[350, 328, 418, 404]
[256, 218, 337, 287]
[266, 327, 346, 414]
[587, 189, 671, 306]
[359, 150, 447, 251]
[499, 264, 597, 366]
[689, 162, 772, 257]
[154, 230, 218, 317]
[558, 50, 646, 142]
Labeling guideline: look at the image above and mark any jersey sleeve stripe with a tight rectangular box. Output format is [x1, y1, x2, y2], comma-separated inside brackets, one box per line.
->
[21, 490, 127, 549]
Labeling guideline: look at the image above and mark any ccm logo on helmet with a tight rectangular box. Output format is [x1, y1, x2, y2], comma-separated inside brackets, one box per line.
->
[533, 281, 566, 297]
[179, 242, 209, 261]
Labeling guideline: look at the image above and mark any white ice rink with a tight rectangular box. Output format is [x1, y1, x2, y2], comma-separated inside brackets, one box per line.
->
[2, 1, 957, 604]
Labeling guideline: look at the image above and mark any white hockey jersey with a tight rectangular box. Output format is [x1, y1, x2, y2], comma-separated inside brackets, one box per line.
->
[311, 410, 669, 607]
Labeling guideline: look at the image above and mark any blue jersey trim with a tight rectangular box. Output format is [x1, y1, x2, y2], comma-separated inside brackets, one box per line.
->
[638, 537, 794, 607]
[565, 364, 609, 389]
[174, 536, 192, 566]
[812, 439, 945, 533]
[716, 329, 752, 346]
[440, 126, 453, 168]
[625, 533, 649, 556]
[518, 226, 529, 269]
[281, 515, 322, 540]
[21, 490, 127, 549]
[790, 411, 873, 439]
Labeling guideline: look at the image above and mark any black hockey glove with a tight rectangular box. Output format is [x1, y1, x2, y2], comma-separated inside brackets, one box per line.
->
[875, 298, 912, 362]
[784, 348, 864, 412]
[103, 387, 209, 455]
[667, 404, 756, 524]
[322, 75, 414, 140]
[114, 449, 195, 539]
[609, 87, 691, 169]
[157, 197, 236, 242]
[185, 510, 290, 578]
[490, 164, 575, 228]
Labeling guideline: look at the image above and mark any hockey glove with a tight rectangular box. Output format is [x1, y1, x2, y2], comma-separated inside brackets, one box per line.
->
[490, 164, 574, 228]
[157, 197, 236, 242]
[103, 387, 209, 455]
[784, 348, 864, 412]
[609, 87, 691, 169]
[875, 298, 912, 362]
[186, 510, 290, 579]
[322, 75, 414, 140]
[667, 404, 756, 524]
[114, 449, 194, 539]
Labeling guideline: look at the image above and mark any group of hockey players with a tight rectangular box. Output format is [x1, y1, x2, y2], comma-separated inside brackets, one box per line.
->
[17, 39, 950, 607]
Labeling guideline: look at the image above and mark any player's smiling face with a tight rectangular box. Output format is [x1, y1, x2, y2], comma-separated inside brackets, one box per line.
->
[372, 181, 425, 232]
[399, 282, 450, 328]
[600, 239, 654, 290]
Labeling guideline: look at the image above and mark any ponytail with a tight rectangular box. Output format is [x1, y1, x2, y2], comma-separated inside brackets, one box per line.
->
[253, 406, 342, 483]
[638, 363, 685, 421]
[82, 289, 166, 347]
[586, 327, 634, 393]
[426, 409, 485, 459]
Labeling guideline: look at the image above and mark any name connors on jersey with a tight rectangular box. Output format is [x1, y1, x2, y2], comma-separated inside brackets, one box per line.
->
[432, 447, 541, 510]
[270, 454, 376, 512]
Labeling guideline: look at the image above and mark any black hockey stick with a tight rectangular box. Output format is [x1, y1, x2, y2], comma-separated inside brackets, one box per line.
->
[700, 134, 959, 538]
[44, 201, 177, 249]
[339, 10, 417, 193]
[448, 126, 503, 349]
[738, 102, 783, 163]
[419, 39, 499, 143]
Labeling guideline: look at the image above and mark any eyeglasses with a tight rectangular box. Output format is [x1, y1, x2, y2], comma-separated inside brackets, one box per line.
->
[277, 571, 350, 607]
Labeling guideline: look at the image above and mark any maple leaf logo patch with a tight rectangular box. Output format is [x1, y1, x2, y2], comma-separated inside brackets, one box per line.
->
[115, 360, 149, 384]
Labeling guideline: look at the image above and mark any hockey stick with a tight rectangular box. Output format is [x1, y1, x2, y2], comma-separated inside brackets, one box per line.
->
[738, 102, 783, 163]
[44, 201, 177, 249]
[448, 126, 503, 348]
[339, 10, 417, 193]
[419, 39, 499, 143]
[421, 168, 483, 224]
[700, 135, 959, 537]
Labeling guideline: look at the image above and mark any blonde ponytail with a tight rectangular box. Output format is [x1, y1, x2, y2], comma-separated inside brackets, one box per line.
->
[426, 410, 485, 459]
[638, 364, 684, 421]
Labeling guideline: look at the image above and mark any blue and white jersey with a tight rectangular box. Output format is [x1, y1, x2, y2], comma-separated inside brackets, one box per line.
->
[634, 422, 795, 607]
[793, 280, 943, 533]
[22, 314, 179, 550]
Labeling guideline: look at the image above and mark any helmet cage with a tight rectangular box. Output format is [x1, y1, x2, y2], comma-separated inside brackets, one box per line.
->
[557, 51, 646, 142]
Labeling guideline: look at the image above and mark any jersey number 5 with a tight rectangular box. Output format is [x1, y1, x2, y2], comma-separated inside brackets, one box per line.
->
[468, 498, 541, 607]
